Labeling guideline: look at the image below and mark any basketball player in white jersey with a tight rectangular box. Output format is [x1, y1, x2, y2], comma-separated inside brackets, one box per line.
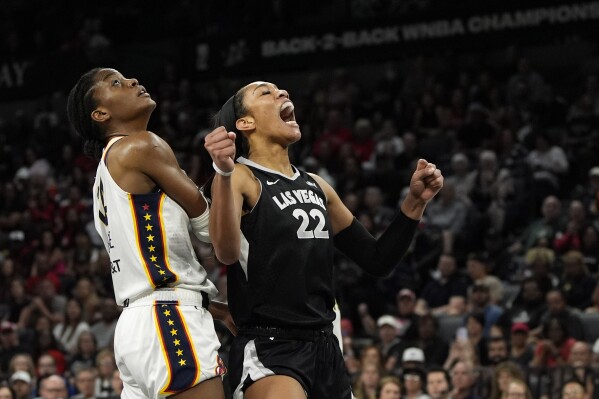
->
[67, 68, 230, 399]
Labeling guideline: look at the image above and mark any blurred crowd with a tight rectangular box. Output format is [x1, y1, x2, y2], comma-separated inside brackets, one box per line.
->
[2, 4, 599, 398]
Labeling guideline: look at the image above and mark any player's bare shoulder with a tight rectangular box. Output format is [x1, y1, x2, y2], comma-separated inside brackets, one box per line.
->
[115, 131, 172, 167]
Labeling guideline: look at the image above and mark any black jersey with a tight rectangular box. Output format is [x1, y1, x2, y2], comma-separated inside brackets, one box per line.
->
[228, 157, 336, 329]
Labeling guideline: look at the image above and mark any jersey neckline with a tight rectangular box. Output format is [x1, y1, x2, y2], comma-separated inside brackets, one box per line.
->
[237, 157, 300, 181]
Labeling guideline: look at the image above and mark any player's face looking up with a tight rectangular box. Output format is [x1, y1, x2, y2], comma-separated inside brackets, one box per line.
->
[90, 68, 156, 126]
[236, 81, 301, 145]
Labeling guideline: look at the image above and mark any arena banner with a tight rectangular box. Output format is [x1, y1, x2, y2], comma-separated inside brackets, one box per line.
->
[2, 1, 599, 103]
[192, 1, 599, 76]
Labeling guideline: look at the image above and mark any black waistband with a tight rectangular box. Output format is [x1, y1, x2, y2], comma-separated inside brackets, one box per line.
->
[238, 324, 334, 341]
[122, 291, 209, 308]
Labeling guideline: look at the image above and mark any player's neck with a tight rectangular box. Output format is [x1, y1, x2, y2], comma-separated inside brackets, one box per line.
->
[248, 147, 293, 177]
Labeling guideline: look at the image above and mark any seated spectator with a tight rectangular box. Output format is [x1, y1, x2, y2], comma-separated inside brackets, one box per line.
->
[487, 338, 509, 366]
[105, 370, 122, 399]
[585, 284, 599, 313]
[508, 323, 534, 368]
[553, 201, 586, 254]
[52, 298, 90, 354]
[402, 313, 448, 368]
[560, 379, 586, 399]
[531, 316, 577, 368]
[580, 224, 599, 275]
[402, 367, 431, 399]
[504, 277, 547, 331]
[353, 362, 383, 399]
[466, 253, 504, 305]
[0, 322, 27, 375]
[376, 376, 402, 399]
[423, 183, 468, 255]
[505, 379, 532, 399]
[523, 247, 559, 296]
[89, 298, 119, 350]
[490, 361, 525, 399]
[93, 349, 116, 398]
[0, 385, 16, 399]
[9, 371, 34, 399]
[560, 250, 597, 310]
[444, 153, 476, 203]
[448, 361, 481, 399]
[374, 315, 402, 372]
[71, 368, 97, 399]
[526, 133, 569, 207]
[36, 375, 68, 399]
[536, 289, 586, 341]
[399, 347, 426, 376]
[426, 367, 451, 399]
[419, 254, 469, 314]
[510, 195, 564, 253]
[68, 331, 97, 376]
[466, 282, 504, 338]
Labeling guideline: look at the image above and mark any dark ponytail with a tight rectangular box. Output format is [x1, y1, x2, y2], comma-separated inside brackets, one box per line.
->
[66, 68, 105, 160]
[213, 87, 249, 158]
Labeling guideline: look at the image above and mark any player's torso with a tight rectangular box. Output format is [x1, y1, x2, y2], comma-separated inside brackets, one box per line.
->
[229, 157, 335, 328]
[92, 140, 215, 305]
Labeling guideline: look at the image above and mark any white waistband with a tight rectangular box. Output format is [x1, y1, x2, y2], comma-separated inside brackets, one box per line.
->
[123, 289, 206, 308]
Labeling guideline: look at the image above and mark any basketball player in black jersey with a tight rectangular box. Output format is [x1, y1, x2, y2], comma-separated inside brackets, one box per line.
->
[204, 81, 443, 399]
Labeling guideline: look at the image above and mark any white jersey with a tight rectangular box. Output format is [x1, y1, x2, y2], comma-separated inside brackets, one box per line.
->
[92, 137, 217, 306]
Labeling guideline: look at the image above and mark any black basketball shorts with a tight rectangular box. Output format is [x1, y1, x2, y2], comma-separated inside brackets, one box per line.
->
[228, 325, 353, 399]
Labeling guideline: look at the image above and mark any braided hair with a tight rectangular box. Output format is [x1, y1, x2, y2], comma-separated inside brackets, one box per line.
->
[66, 68, 106, 160]
[213, 86, 249, 158]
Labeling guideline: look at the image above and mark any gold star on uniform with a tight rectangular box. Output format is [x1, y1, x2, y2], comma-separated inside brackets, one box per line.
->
[173, 339, 180, 346]
[159, 270, 166, 275]
[147, 234, 154, 242]
[148, 245, 155, 252]
[144, 214, 152, 221]
[150, 255, 158, 262]
[176, 349, 183, 356]
[163, 310, 171, 316]
[145, 224, 153, 231]
[167, 319, 174, 326]
[178, 359, 186, 366]
[170, 328, 178, 336]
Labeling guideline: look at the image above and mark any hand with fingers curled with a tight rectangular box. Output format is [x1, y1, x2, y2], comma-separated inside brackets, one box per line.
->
[204, 126, 237, 176]
[408, 158, 444, 205]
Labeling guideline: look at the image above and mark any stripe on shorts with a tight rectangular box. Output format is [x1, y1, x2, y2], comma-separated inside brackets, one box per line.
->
[154, 300, 200, 395]
[128, 192, 178, 287]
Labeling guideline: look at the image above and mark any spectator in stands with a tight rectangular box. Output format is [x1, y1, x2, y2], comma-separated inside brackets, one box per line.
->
[466, 283, 503, 338]
[105, 370, 122, 399]
[553, 201, 586, 254]
[9, 371, 34, 399]
[444, 153, 475, 203]
[376, 376, 401, 399]
[399, 347, 426, 376]
[89, 298, 119, 350]
[373, 315, 402, 372]
[7, 355, 36, 386]
[68, 331, 97, 376]
[565, 342, 596, 399]
[394, 289, 419, 341]
[456, 102, 496, 152]
[36, 375, 68, 399]
[524, 247, 559, 296]
[419, 254, 469, 314]
[560, 379, 586, 399]
[404, 313, 448, 368]
[585, 284, 599, 313]
[505, 379, 532, 399]
[531, 316, 577, 368]
[537, 289, 586, 341]
[490, 361, 525, 399]
[426, 367, 451, 399]
[93, 350, 115, 398]
[526, 134, 569, 208]
[0, 322, 27, 375]
[448, 361, 481, 399]
[0, 386, 15, 399]
[510, 195, 564, 253]
[509, 323, 534, 368]
[487, 338, 509, 366]
[466, 253, 503, 305]
[353, 362, 382, 399]
[423, 182, 468, 255]
[402, 367, 430, 399]
[52, 298, 90, 354]
[71, 368, 97, 399]
[560, 250, 597, 310]
[580, 224, 599, 275]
